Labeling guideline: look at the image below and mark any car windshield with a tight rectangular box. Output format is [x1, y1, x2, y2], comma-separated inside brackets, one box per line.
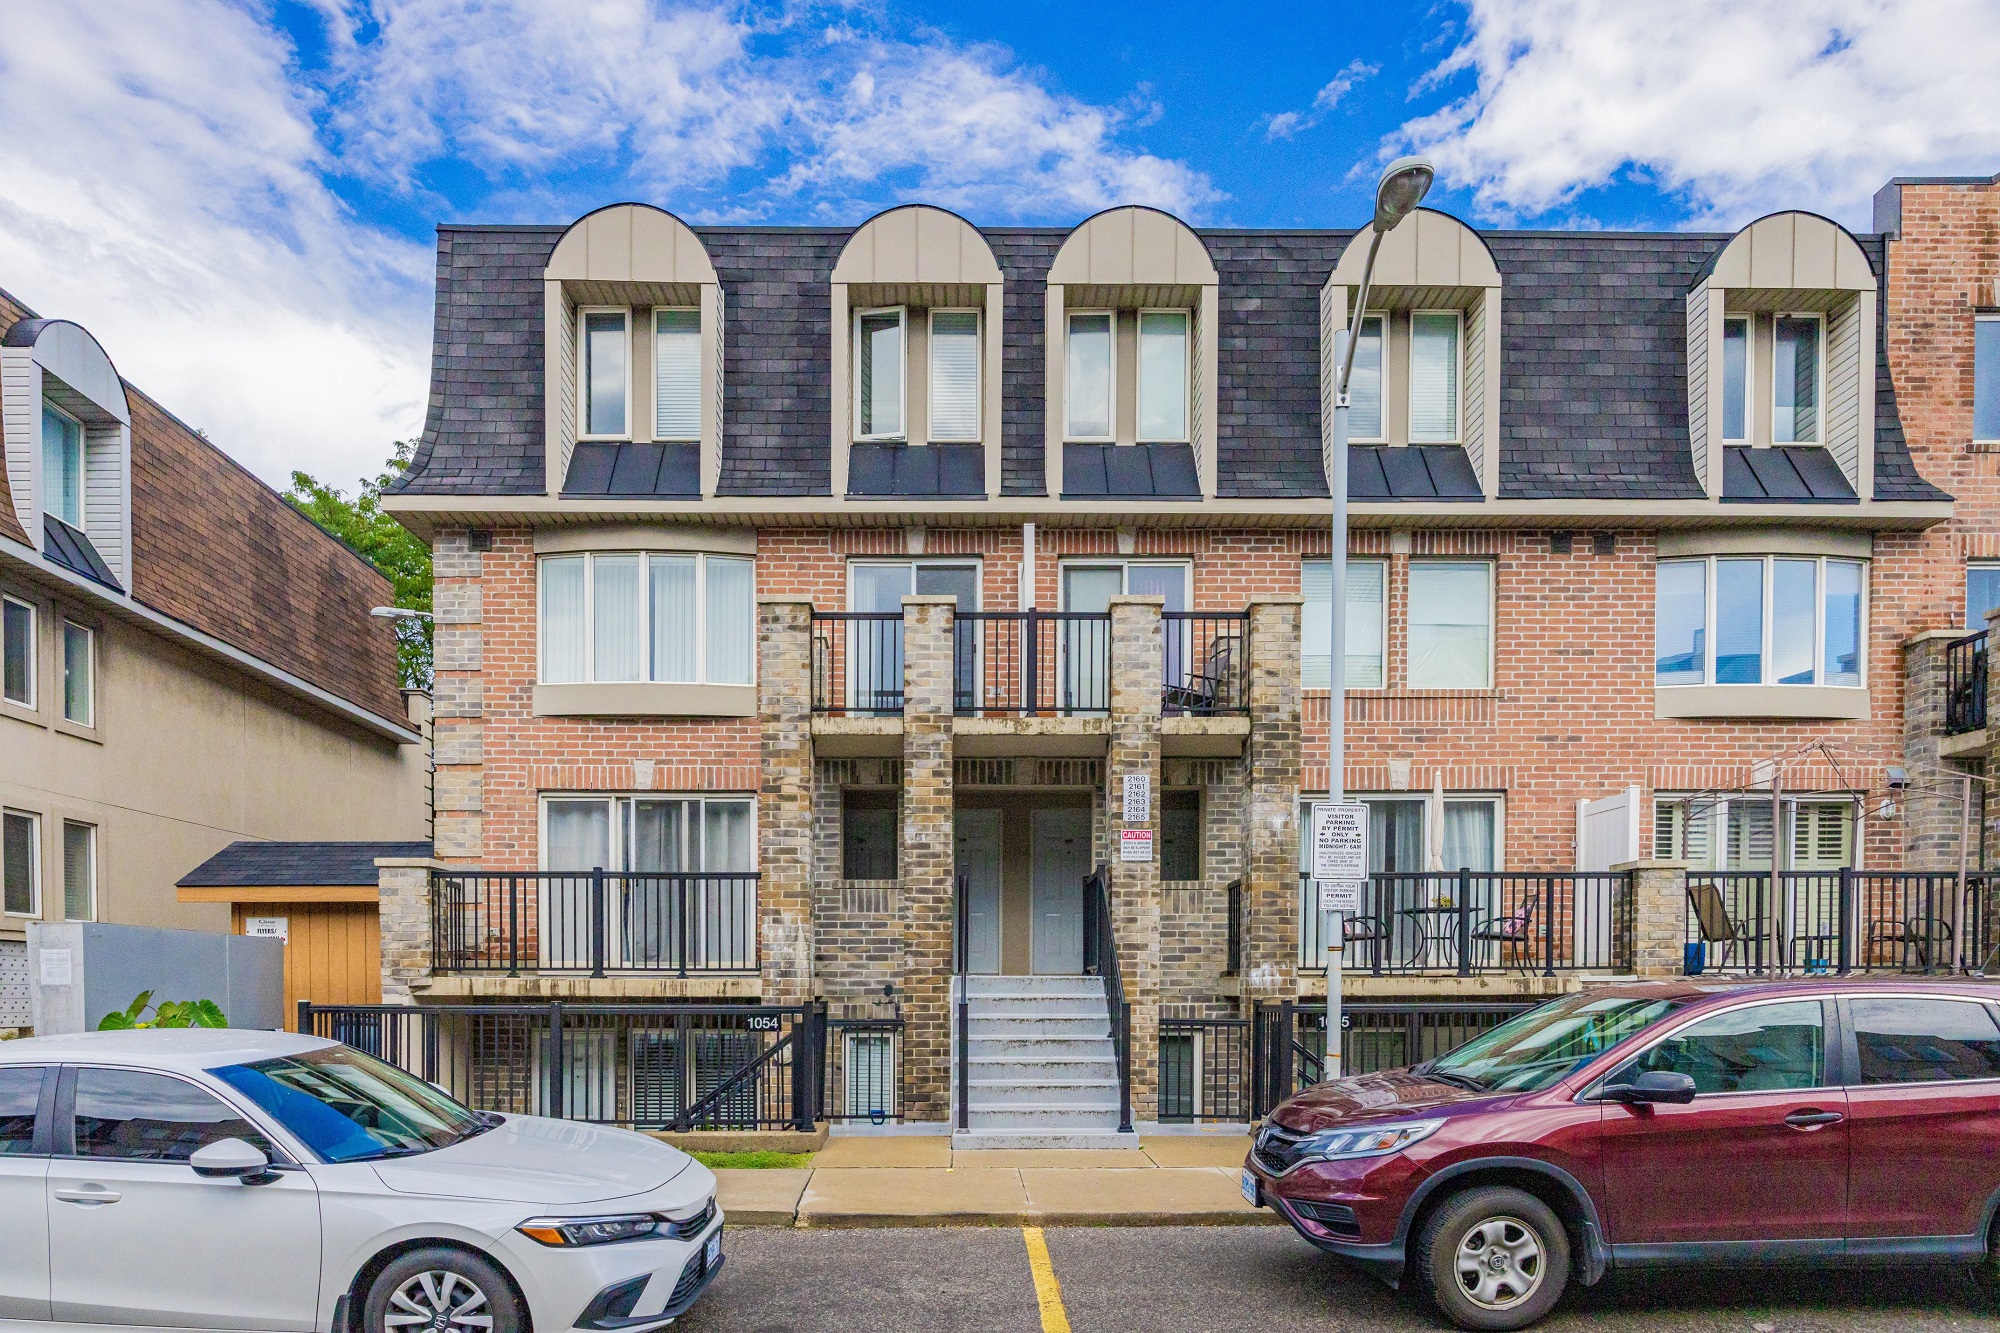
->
[1422, 993, 1688, 1094]
[211, 1045, 490, 1164]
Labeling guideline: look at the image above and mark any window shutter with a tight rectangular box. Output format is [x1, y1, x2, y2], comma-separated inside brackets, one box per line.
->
[654, 309, 701, 441]
[1409, 312, 1460, 442]
[929, 312, 980, 441]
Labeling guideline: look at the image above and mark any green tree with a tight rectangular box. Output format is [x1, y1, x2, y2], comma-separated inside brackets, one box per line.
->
[286, 441, 433, 690]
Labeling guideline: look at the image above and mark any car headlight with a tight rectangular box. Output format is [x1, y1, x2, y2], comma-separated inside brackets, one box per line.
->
[1295, 1118, 1444, 1164]
[517, 1214, 661, 1247]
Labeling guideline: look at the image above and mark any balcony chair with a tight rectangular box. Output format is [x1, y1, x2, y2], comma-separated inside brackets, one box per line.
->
[1470, 898, 1536, 972]
[1865, 916, 1954, 972]
[1161, 635, 1237, 716]
[1687, 882, 1758, 972]
[1341, 910, 1390, 968]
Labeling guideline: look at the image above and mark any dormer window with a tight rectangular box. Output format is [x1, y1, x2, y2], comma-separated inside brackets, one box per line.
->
[1349, 315, 1385, 441]
[928, 310, 981, 442]
[1772, 314, 1822, 444]
[1409, 311, 1461, 443]
[580, 309, 629, 439]
[854, 307, 905, 441]
[1065, 312, 1113, 440]
[653, 308, 700, 442]
[1721, 317, 1750, 441]
[42, 401, 83, 528]
[1137, 310, 1189, 442]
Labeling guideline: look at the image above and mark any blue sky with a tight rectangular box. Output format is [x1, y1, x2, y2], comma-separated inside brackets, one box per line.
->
[3, 0, 1997, 490]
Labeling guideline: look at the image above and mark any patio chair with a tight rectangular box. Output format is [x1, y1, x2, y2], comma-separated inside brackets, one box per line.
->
[1471, 899, 1536, 972]
[1161, 635, 1236, 715]
[1340, 911, 1390, 967]
[1865, 916, 1954, 972]
[1686, 882, 1758, 972]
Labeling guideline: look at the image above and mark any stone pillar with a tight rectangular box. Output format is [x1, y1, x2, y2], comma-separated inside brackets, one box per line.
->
[431, 529, 485, 861]
[758, 598, 815, 1005]
[1107, 595, 1165, 1116]
[1616, 858, 1689, 978]
[900, 595, 958, 1121]
[377, 856, 444, 1003]
[1903, 628, 1979, 870]
[1242, 598, 1304, 1013]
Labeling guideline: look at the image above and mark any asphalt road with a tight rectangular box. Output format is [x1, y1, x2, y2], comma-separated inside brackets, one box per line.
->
[673, 1224, 2000, 1333]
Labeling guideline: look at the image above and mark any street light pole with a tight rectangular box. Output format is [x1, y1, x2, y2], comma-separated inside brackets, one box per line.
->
[1325, 157, 1434, 1079]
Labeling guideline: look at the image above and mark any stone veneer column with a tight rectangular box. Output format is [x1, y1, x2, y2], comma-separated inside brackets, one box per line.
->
[900, 595, 958, 1121]
[431, 530, 485, 860]
[758, 598, 815, 1006]
[377, 856, 445, 1003]
[1241, 598, 1303, 1015]
[1617, 859, 1689, 977]
[1902, 628, 1972, 870]
[1106, 595, 1165, 1116]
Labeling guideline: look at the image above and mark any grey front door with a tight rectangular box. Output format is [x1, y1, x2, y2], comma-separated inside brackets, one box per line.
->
[1031, 808, 1092, 974]
[955, 810, 1002, 974]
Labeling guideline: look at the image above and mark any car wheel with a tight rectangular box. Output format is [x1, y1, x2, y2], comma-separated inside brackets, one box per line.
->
[361, 1247, 525, 1333]
[1415, 1186, 1570, 1331]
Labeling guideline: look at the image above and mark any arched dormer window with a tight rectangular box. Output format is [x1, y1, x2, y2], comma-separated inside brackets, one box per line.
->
[1046, 207, 1218, 501]
[1, 318, 131, 589]
[543, 204, 722, 501]
[1689, 212, 1876, 503]
[830, 206, 1003, 501]
[1321, 209, 1501, 501]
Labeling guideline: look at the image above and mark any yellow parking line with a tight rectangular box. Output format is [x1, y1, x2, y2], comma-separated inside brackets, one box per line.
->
[1021, 1226, 1072, 1333]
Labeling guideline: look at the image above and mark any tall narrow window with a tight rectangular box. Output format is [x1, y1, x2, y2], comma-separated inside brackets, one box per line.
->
[2, 597, 31, 707]
[1772, 315, 1821, 443]
[1065, 312, 1114, 439]
[61, 621, 93, 726]
[1348, 315, 1385, 440]
[928, 311, 980, 442]
[648, 555, 698, 683]
[1137, 311, 1190, 442]
[1409, 312, 1461, 442]
[855, 308, 905, 440]
[1771, 559, 1817, 685]
[1824, 559, 1864, 687]
[581, 311, 628, 438]
[539, 555, 588, 684]
[2, 810, 35, 916]
[591, 554, 644, 683]
[704, 556, 754, 686]
[62, 821, 94, 920]
[42, 402, 84, 528]
[1721, 316, 1749, 442]
[1655, 560, 1707, 685]
[1302, 558, 1385, 690]
[653, 308, 701, 442]
[1976, 315, 2000, 445]
[1407, 561, 1492, 689]
[1714, 558, 1765, 684]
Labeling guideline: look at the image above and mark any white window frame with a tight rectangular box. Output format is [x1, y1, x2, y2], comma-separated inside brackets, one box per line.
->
[61, 819, 95, 921]
[1347, 313, 1388, 444]
[853, 305, 908, 443]
[847, 559, 984, 608]
[1297, 792, 1507, 873]
[537, 793, 758, 873]
[1407, 309, 1464, 445]
[536, 551, 756, 686]
[1654, 792, 1860, 872]
[576, 306, 633, 442]
[1976, 313, 2000, 446]
[1967, 562, 2000, 630]
[1405, 558, 1494, 690]
[1136, 308, 1192, 444]
[1056, 559, 1193, 609]
[1720, 315, 1752, 444]
[61, 619, 94, 727]
[1655, 555, 1868, 690]
[926, 308, 982, 444]
[1770, 311, 1826, 446]
[1302, 556, 1386, 690]
[1064, 309, 1117, 442]
[2, 809, 39, 918]
[2, 594, 34, 710]
[650, 305, 702, 443]
[42, 400, 86, 528]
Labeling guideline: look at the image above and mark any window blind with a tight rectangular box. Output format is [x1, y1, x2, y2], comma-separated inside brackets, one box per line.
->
[704, 556, 755, 686]
[540, 556, 587, 683]
[649, 555, 699, 683]
[592, 554, 645, 682]
[1348, 316, 1384, 439]
[2, 811, 33, 914]
[62, 822, 92, 920]
[1137, 311, 1189, 441]
[1302, 558, 1385, 689]
[1066, 313, 1113, 439]
[1790, 803, 1853, 870]
[654, 309, 700, 441]
[929, 311, 980, 441]
[1407, 561, 1490, 689]
[1408, 312, 1460, 443]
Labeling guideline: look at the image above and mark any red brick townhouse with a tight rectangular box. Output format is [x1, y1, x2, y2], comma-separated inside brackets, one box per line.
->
[375, 195, 1984, 1140]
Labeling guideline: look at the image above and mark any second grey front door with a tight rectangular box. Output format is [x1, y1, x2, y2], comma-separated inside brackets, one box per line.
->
[1031, 808, 1091, 974]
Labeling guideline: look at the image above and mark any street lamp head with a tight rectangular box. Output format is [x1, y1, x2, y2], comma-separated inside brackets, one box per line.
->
[370, 606, 433, 620]
[1372, 156, 1435, 233]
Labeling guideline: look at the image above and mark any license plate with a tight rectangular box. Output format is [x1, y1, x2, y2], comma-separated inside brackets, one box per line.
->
[1241, 1170, 1260, 1207]
[705, 1231, 722, 1267]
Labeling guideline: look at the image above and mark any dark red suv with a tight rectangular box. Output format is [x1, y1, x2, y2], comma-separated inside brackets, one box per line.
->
[1243, 979, 2000, 1330]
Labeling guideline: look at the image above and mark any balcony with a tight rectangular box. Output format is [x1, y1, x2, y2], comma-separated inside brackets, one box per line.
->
[1687, 869, 1998, 975]
[1945, 630, 1988, 736]
[431, 870, 759, 977]
[1296, 871, 1636, 976]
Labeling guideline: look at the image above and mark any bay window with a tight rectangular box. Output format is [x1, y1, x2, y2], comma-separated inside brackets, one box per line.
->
[1409, 311, 1461, 443]
[540, 552, 754, 686]
[1655, 555, 1865, 688]
[580, 310, 629, 438]
[1772, 314, 1822, 444]
[1137, 311, 1189, 442]
[1347, 315, 1385, 441]
[653, 308, 701, 441]
[1065, 312, 1114, 440]
[1721, 316, 1749, 442]
[42, 401, 84, 528]
[1302, 557, 1385, 690]
[1407, 560, 1492, 689]
[928, 310, 981, 442]
[855, 307, 905, 440]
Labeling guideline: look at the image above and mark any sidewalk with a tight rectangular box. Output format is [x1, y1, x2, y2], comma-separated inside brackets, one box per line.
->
[713, 1134, 1272, 1228]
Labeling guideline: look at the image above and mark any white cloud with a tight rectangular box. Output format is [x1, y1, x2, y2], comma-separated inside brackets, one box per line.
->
[1263, 59, 1378, 142]
[1391, 0, 2000, 227]
[0, 1, 432, 491]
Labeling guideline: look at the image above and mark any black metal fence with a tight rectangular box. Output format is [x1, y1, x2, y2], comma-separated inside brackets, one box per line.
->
[822, 1008, 907, 1123]
[811, 611, 905, 715]
[1082, 867, 1135, 1133]
[1946, 630, 1989, 735]
[1158, 1015, 1253, 1123]
[1297, 870, 1633, 976]
[955, 611, 1111, 716]
[1161, 612, 1249, 716]
[431, 870, 759, 977]
[1687, 868, 1978, 975]
[1245, 1000, 1538, 1114]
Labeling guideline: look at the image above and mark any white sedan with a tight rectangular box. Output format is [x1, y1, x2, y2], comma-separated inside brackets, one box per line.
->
[0, 1028, 723, 1332]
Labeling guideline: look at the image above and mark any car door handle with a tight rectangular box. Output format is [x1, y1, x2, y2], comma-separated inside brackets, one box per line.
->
[54, 1187, 121, 1205]
[1783, 1110, 1844, 1129]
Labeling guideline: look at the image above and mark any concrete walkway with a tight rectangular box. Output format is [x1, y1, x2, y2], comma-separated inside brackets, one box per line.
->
[713, 1135, 1268, 1228]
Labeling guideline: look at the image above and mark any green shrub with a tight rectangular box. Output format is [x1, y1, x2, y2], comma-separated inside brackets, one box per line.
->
[97, 991, 227, 1030]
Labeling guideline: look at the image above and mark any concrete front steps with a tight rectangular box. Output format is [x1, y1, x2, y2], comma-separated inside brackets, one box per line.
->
[950, 974, 1138, 1150]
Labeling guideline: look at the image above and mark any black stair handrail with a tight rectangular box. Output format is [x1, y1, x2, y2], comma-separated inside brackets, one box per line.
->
[1081, 866, 1133, 1134]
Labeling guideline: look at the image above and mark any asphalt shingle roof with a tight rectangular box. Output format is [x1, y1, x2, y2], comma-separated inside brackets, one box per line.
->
[178, 841, 434, 888]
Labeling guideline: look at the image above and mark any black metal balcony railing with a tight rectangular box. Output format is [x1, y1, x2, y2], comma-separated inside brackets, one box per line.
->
[811, 611, 905, 715]
[1297, 870, 1635, 976]
[956, 611, 1112, 716]
[1687, 868, 1976, 976]
[432, 870, 759, 977]
[1945, 630, 1988, 735]
[1162, 611, 1249, 716]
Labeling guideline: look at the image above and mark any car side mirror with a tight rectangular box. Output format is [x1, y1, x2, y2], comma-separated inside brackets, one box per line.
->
[190, 1137, 274, 1183]
[1601, 1070, 1697, 1105]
